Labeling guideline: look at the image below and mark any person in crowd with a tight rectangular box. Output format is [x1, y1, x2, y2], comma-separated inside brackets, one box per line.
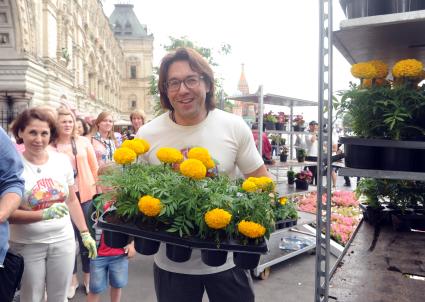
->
[87, 163, 135, 302]
[126, 109, 146, 140]
[90, 112, 119, 167]
[76, 117, 90, 137]
[251, 122, 272, 164]
[304, 120, 319, 185]
[8, 107, 97, 302]
[0, 127, 24, 294]
[50, 108, 99, 298]
[137, 47, 269, 302]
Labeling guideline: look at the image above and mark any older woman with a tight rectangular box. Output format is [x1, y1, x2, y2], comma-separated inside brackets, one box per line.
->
[50, 108, 99, 297]
[90, 112, 119, 167]
[8, 107, 97, 302]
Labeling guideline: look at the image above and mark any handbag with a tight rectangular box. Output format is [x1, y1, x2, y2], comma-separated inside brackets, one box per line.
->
[0, 249, 24, 302]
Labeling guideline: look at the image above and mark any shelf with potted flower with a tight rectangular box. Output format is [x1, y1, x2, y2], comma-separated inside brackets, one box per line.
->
[96, 143, 275, 268]
[279, 146, 289, 163]
[263, 110, 278, 130]
[337, 58, 425, 175]
[292, 115, 305, 132]
[294, 170, 313, 191]
[275, 111, 288, 131]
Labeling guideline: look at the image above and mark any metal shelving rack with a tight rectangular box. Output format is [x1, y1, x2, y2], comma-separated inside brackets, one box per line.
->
[315, 0, 333, 301]
[318, 2, 425, 302]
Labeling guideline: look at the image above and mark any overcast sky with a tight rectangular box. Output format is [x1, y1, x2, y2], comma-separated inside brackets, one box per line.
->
[103, 0, 355, 120]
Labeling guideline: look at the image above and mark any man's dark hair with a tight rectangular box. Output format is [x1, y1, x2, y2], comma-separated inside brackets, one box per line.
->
[251, 123, 259, 130]
[158, 47, 216, 112]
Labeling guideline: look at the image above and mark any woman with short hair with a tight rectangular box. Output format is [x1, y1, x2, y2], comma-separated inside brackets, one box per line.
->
[8, 107, 97, 302]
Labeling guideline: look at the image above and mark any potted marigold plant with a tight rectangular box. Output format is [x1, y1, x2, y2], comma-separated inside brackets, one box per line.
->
[273, 196, 298, 229]
[338, 58, 425, 172]
[97, 144, 274, 267]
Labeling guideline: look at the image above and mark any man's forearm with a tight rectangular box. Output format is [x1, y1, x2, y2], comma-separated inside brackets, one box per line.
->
[0, 192, 21, 223]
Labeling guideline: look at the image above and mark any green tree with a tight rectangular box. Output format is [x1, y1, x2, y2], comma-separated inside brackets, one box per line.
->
[149, 36, 233, 116]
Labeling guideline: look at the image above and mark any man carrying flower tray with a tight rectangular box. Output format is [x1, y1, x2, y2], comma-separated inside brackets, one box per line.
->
[137, 47, 270, 302]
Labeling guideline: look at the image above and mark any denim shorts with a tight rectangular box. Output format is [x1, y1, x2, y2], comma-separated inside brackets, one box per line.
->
[89, 255, 128, 294]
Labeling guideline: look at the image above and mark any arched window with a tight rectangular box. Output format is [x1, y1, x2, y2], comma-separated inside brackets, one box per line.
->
[130, 65, 137, 79]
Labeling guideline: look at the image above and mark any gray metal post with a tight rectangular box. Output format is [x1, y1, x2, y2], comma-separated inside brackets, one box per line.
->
[315, 0, 333, 301]
[219, 89, 225, 110]
[258, 85, 264, 155]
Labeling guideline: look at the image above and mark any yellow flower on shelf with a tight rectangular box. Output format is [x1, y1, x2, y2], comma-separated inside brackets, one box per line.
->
[121, 139, 145, 155]
[138, 195, 162, 217]
[351, 62, 377, 79]
[180, 158, 207, 180]
[242, 179, 257, 192]
[113, 147, 137, 165]
[279, 197, 287, 205]
[135, 138, 150, 152]
[367, 60, 388, 78]
[156, 147, 184, 164]
[237, 220, 266, 239]
[204, 208, 232, 229]
[392, 59, 423, 78]
[187, 147, 215, 169]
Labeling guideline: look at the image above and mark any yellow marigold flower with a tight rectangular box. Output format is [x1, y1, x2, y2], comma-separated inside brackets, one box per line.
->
[256, 177, 275, 191]
[138, 195, 162, 217]
[368, 60, 388, 78]
[136, 138, 150, 152]
[238, 220, 266, 239]
[113, 147, 137, 165]
[392, 59, 423, 78]
[156, 147, 183, 164]
[351, 62, 377, 79]
[179, 159, 206, 180]
[204, 208, 232, 229]
[187, 147, 213, 167]
[242, 180, 257, 192]
[205, 158, 215, 169]
[280, 197, 287, 205]
[121, 139, 145, 155]
[247, 177, 260, 185]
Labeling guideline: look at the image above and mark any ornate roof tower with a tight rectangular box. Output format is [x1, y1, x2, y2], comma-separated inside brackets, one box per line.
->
[237, 63, 249, 95]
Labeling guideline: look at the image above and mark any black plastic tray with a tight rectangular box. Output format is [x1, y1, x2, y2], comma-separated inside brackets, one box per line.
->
[340, 136, 425, 149]
[97, 211, 268, 254]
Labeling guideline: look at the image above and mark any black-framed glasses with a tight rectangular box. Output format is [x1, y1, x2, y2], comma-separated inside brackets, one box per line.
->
[166, 75, 204, 92]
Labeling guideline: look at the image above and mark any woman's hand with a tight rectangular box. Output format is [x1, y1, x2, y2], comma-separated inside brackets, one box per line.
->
[80, 231, 97, 259]
[42, 203, 69, 220]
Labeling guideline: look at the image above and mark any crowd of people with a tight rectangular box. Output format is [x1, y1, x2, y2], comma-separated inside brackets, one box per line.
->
[0, 46, 272, 302]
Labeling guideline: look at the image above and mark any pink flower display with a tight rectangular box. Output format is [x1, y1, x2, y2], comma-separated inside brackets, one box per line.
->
[297, 191, 361, 246]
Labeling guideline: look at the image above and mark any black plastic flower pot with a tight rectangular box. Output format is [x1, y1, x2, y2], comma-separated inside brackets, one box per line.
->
[293, 125, 305, 132]
[287, 176, 295, 185]
[280, 154, 288, 163]
[264, 121, 275, 131]
[201, 250, 228, 267]
[390, 0, 424, 13]
[233, 252, 261, 270]
[365, 207, 385, 226]
[166, 243, 192, 263]
[275, 123, 285, 131]
[134, 237, 160, 255]
[343, 141, 382, 169]
[295, 179, 309, 191]
[413, 149, 425, 172]
[345, 0, 389, 18]
[381, 147, 413, 172]
[103, 230, 129, 248]
[275, 218, 297, 230]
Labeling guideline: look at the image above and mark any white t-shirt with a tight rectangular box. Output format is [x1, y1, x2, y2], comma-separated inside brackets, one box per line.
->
[137, 109, 264, 275]
[304, 132, 318, 157]
[9, 150, 74, 244]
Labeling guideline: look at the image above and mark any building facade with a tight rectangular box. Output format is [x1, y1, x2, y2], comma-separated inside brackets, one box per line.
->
[0, 0, 153, 130]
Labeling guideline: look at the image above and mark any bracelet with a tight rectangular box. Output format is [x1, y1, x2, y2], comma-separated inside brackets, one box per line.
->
[80, 230, 89, 234]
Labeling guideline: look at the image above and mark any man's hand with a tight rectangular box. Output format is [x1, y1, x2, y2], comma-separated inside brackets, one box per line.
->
[125, 242, 136, 258]
[42, 203, 69, 220]
[81, 231, 97, 259]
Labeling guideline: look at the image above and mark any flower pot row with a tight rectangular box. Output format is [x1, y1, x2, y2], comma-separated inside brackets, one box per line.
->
[98, 211, 268, 269]
[340, 0, 425, 19]
[359, 202, 425, 231]
[275, 218, 297, 230]
[341, 137, 425, 172]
